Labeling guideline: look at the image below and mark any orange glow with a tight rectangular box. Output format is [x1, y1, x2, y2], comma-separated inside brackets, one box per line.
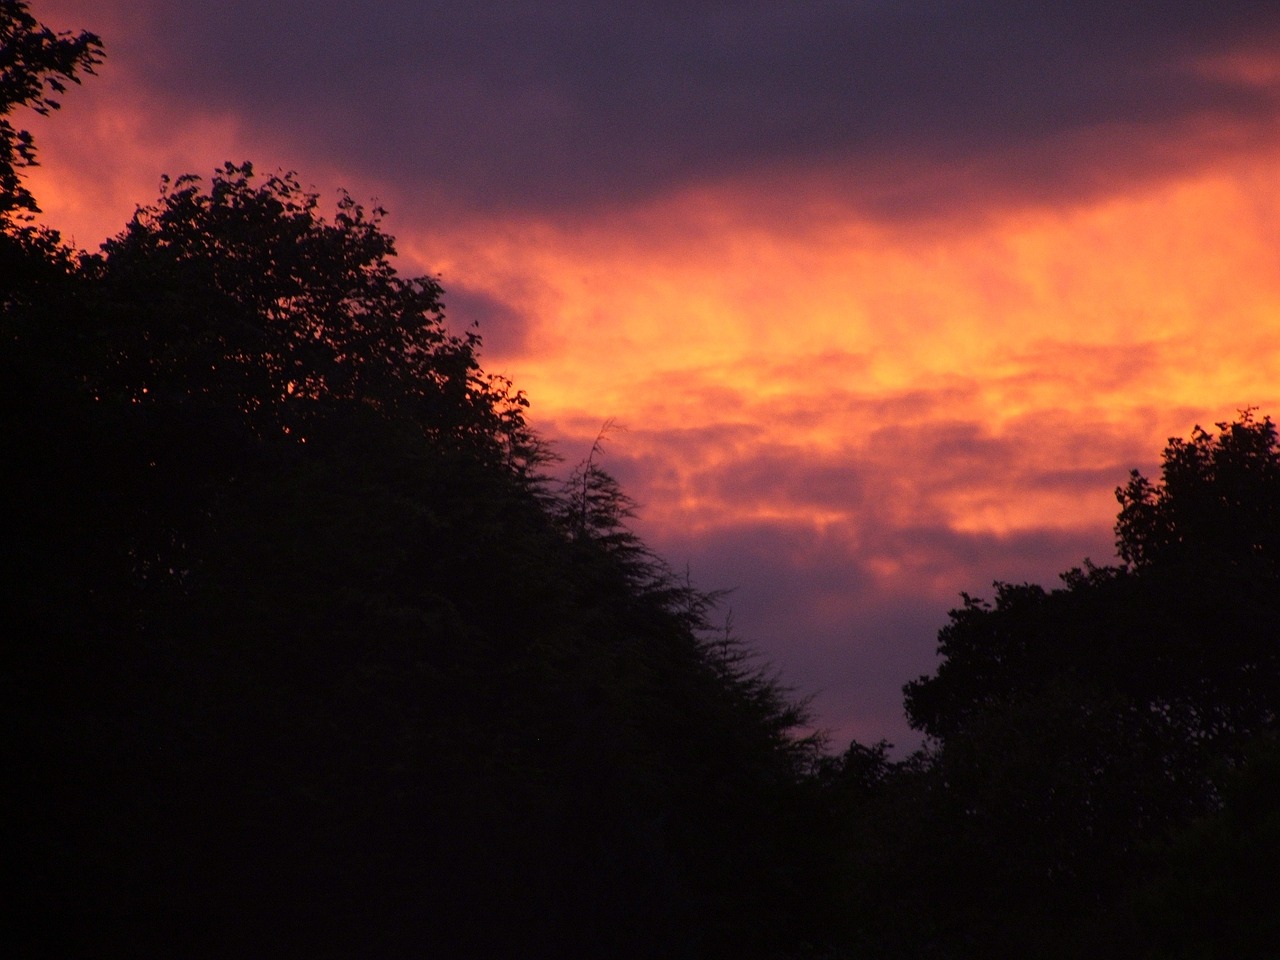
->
[25, 49, 1280, 555]
[25, 88, 252, 248]
[389, 144, 1280, 549]
[21, 3, 1280, 746]
[1192, 44, 1280, 88]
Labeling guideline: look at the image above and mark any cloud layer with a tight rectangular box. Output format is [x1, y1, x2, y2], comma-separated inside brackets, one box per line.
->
[37, 0, 1280, 220]
[25, 0, 1280, 747]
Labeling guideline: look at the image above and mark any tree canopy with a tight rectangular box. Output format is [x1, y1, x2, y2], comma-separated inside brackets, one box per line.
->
[1116, 410, 1280, 572]
[907, 412, 1280, 758]
[874, 412, 1280, 958]
[88, 165, 534, 457]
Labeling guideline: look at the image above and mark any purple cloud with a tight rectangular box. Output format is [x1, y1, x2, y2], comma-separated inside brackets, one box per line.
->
[45, 0, 1280, 219]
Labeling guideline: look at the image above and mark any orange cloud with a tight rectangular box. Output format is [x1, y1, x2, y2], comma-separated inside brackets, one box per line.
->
[19, 7, 1280, 746]
[391, 142, 1279, 553]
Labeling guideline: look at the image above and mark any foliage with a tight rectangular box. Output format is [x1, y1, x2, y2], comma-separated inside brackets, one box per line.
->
[86, 162, 536, 463]
[1118, 733, 1280, 960]
[885, 413, 1280, 957]
[1117, 410, 1280, 571]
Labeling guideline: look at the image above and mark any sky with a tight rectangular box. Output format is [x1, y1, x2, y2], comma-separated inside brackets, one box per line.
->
[23, 0, 1280, 750]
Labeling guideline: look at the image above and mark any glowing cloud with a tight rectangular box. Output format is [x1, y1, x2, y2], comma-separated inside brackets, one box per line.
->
[21, 0, 1280, 747]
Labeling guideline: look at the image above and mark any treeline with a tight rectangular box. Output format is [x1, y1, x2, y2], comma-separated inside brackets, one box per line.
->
[4, 5, 1278, 958]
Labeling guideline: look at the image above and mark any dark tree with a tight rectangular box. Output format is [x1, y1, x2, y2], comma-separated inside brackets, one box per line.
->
[1116, 410, 1280, 572]
[6, 155, 825, 958]
[888, 412, 1280, 958]
[87, 163, 534, 457]
[908, 411, 1280, 759]
[1, 0, 100, 306]
[1123, 732, 1280, 960]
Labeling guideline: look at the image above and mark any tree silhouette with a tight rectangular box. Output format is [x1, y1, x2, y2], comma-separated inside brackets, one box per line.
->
[1116, 410, 1280, 572]
[4, 56, 824, 952]
[886, 412, 1280, 958]
[87, 163, 535, 460]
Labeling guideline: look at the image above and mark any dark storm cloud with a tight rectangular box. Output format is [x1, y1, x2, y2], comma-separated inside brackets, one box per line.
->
[101, 0, 1280, 216]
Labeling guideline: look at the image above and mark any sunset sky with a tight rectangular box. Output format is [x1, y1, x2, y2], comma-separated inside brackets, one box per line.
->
[24, 0, 1280, 749]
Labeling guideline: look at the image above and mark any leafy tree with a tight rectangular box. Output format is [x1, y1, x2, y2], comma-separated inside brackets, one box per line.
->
[1117, 410, 1280, 572]
[87, 162, 535, 458]
[907, 411, 1280, 760]
[1, 0, 100, 308]
[6, 155, 824, 957]
[1116, 733, 1280, 960]
[889, 413, 1280, 958]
